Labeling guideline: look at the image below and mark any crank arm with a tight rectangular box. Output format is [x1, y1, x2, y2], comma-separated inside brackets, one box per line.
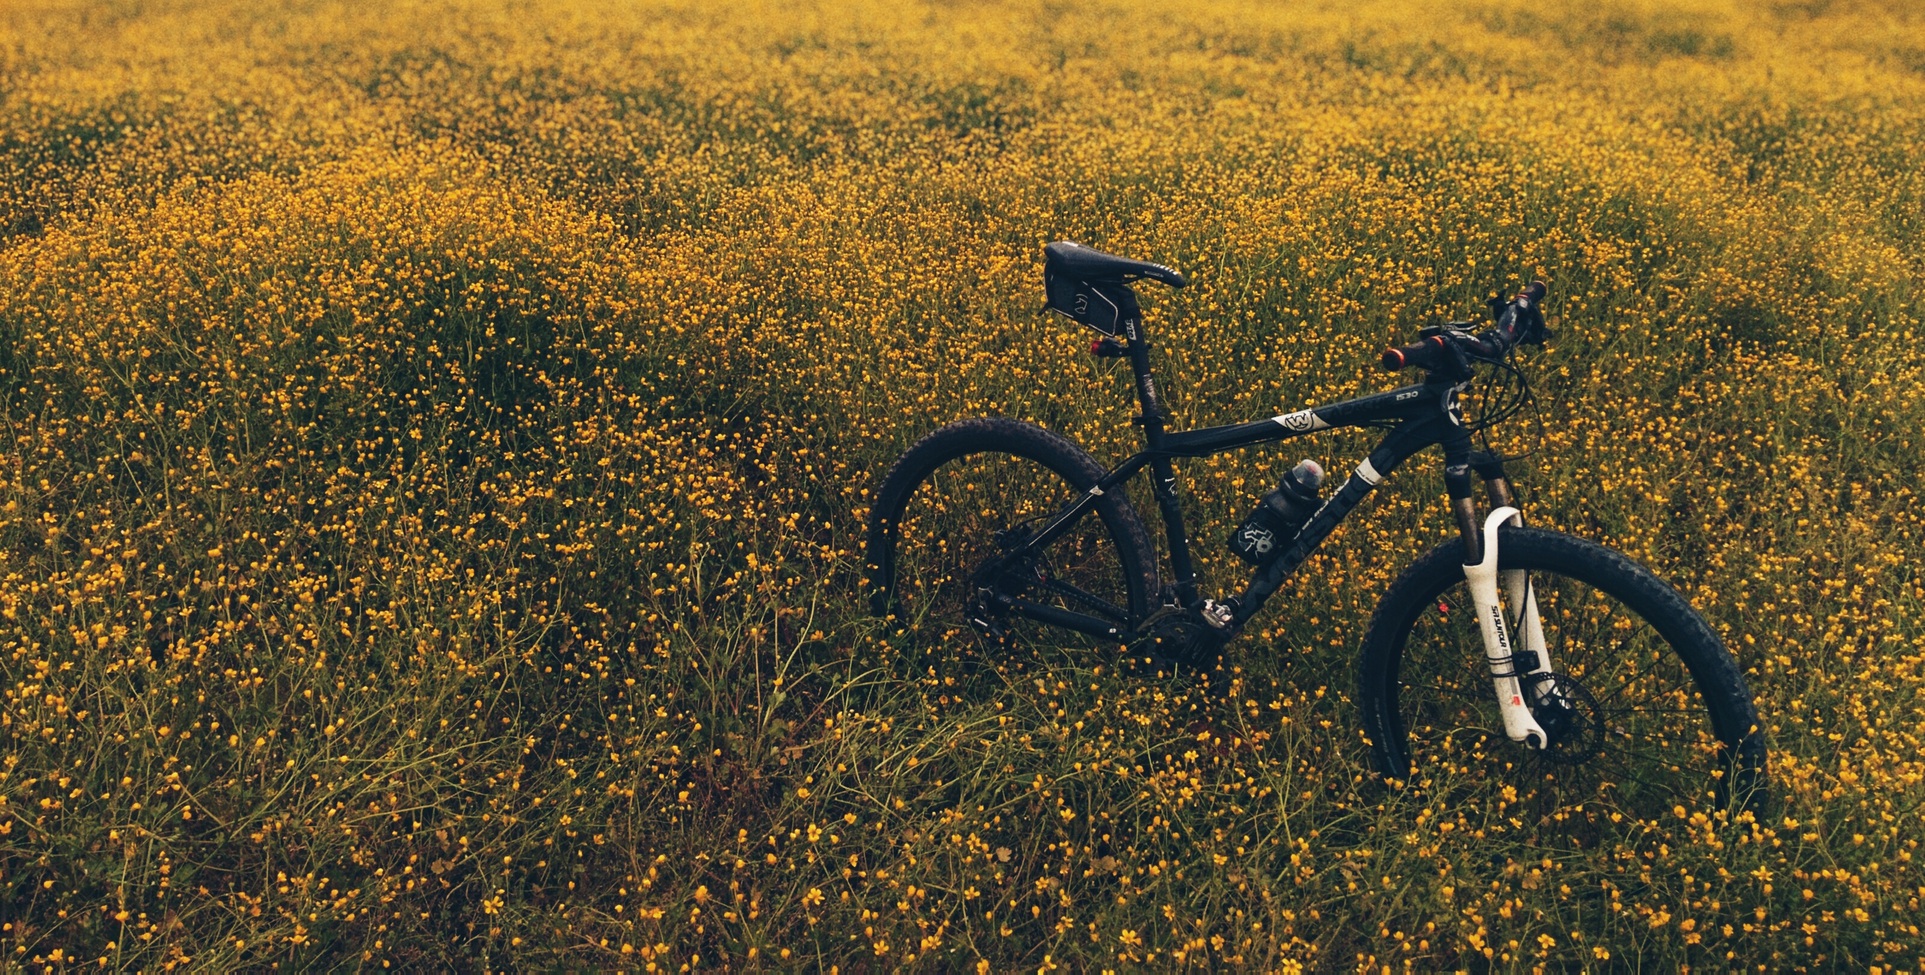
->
[1464, 506, 1547, 749]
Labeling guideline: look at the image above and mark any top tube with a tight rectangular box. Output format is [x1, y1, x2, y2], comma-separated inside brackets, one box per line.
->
[1157, 381, 1444, 458]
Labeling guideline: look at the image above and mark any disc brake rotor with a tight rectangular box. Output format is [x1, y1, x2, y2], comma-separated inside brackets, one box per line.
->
[1523, 670, 1604, 765]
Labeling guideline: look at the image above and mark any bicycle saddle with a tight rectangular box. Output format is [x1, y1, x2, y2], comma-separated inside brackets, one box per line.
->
[1043, 241, 1188, 288]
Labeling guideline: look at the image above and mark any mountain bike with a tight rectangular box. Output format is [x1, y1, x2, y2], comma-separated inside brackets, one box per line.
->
[864, 241, 1766, 812]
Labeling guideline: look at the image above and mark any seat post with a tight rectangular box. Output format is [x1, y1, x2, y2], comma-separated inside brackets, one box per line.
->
[1116, 290, 1165, 449]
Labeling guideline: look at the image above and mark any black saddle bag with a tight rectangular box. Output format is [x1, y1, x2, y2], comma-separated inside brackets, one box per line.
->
[1043, 271, 1136, 337]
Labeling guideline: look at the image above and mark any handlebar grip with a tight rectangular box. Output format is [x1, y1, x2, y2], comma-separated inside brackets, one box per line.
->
[1384, 281, 1550, 372]
[1380, 335, 1447, 371]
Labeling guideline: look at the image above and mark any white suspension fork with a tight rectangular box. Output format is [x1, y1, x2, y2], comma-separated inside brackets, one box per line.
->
[1500, 515, 1557, 693]
[1463, 506, 1549, 749]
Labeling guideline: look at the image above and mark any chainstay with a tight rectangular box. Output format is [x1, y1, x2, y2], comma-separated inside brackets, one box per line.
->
[1037, 574, 1130, 623]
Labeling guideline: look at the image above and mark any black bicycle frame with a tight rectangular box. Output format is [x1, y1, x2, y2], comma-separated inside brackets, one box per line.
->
[997, 290, 1488, 640]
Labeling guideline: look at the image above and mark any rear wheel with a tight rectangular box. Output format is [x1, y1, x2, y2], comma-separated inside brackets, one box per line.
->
[864, 419, 1157, 664]
[1357, 527, 1765, 820]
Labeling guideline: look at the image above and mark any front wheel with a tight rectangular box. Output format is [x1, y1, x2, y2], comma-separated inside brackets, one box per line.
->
[1356, 527, 1766, 818]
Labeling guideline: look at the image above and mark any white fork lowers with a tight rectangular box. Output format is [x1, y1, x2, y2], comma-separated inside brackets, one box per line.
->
[1461, 506, 1558, 749]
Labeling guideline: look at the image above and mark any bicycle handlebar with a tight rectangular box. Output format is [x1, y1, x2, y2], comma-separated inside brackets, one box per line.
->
[1381, 280, 1549, 372]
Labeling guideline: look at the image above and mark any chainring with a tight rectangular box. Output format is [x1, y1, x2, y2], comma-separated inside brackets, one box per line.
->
[1125, 611, 1223, 676]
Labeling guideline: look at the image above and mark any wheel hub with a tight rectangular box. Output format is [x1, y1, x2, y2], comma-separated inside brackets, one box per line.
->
[1523, 670, 1604, 765]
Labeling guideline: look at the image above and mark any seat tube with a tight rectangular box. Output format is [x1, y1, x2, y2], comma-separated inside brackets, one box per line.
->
[1122, 305, 1201, 607]
[1150, 455, 1199, 606]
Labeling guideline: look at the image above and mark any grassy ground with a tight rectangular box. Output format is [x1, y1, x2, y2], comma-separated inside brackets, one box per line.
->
[2, 0, 1923, 969]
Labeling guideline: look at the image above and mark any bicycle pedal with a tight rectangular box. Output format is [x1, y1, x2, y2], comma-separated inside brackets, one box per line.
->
[1199, 598, 1238, 631]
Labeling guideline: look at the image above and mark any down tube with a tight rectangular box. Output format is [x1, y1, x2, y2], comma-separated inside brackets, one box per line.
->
[1230, 429, 1430, 626]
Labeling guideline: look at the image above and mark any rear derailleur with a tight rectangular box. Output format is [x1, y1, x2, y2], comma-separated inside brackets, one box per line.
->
[962, 524, 1048, 642]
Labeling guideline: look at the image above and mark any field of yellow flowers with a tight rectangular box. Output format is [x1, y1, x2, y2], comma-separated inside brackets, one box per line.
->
[2, 0, 1922, 969]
